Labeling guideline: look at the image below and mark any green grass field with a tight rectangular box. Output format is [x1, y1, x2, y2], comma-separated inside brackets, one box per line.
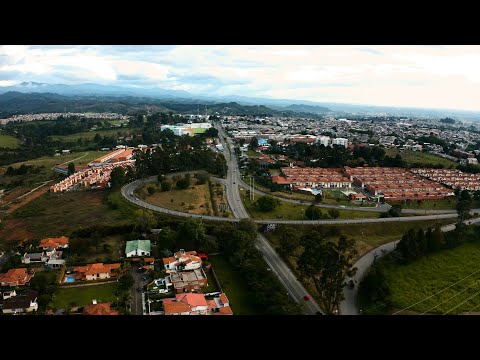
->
[209, 255, 262, 315]
[240, 187, 380, 220]
[49, 128, 138, 142]
[386, 148, 458, 168]
[381, 241, 480, 314]
[51, 283, 117, 309]
[0, 134, 20, 148]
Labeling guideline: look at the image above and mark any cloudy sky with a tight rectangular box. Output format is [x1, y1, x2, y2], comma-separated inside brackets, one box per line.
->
[1, 45, 480, 111]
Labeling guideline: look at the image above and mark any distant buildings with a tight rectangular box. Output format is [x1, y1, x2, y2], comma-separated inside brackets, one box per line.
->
[160, 122, 212, 136]
[331, 137, 348, 148]
[272, 167, 352, 189]
[412, 168, 480, 191]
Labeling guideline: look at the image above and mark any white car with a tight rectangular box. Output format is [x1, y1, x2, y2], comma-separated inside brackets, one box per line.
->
[340, 205, 346, 208]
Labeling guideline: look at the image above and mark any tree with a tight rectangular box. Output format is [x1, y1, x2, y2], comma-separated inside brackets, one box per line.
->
[305, 204, 322, 220]
[147, 186, 156, 195]
[456, 198, 472, 223]
[388, 205, 402, 217]
[315, 193, 323, 203]
[460, 189, 471, 201]
[278, 226, 301, 257]
[298, 235, 357, 314]
[176, 177, 190, 190]
[358, 264, 390, 313]
[110, 167, 126, 190]
[256, 195, 279, 212]
[328, 208, 340, 219]
[177, 219, 206, 249]
[118, 273, 134, 292]
[161, 181, 171, 192]
[454, 187, 461, 197]
[249, 137, 259, 149]
[158, 226, 176, 249]
[67, 162, 75, 175]
[427, 226, 445, 252]
[134, 209, 157, 232]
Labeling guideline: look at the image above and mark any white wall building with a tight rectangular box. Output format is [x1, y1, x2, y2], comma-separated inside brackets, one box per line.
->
[332, 137, 348, 148]
[317, 136, 331, 147]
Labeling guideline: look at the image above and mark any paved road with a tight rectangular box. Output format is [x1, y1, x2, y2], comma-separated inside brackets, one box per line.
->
[339, 217, 480, 315]
[130, 267, 146, 315]
[217, 124, 324, 314]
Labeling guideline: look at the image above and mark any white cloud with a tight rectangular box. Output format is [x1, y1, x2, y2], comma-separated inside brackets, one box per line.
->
[0, 80, 17, 86]
[2, 45, 480, 111]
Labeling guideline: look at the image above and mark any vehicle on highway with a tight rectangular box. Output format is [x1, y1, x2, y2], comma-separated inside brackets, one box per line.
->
[340, 205, 346, 208]
[303, 295, 310, 301]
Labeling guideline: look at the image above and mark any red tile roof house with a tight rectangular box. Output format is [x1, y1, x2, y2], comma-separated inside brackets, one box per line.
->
[73, 263, 121, 281]
[162, 250, 202, 273]
[0, 268, 34, 287]
[39, 236, 69, 251]
[83, 300, 118, 315]
[162, 293, 233, 315]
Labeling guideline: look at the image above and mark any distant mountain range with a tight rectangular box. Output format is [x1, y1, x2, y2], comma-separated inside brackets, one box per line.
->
[0, 91, 326, 119]
[2, 81, 480, 121]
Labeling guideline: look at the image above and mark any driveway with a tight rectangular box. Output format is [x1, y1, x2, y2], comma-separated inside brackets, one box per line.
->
[129, 267, 146, 315]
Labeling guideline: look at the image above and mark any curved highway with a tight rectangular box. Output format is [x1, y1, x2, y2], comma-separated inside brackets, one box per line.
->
[122, 179, 459, 225]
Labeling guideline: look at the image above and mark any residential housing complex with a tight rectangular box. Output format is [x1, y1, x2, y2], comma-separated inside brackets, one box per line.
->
[50, 147, 136, 193]
[344, 167, 454, 201]
[411, 168, 480, 191]
[273, 167, 352, 189]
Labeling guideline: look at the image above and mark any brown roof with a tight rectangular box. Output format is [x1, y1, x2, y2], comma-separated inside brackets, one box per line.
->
[83, 302, 118, 315]
[219, 293, 229, 305]
[162, 257, 176, 265]
[0, 268, 31, 285]
[215, 306, 233, 315]
[163, 301, 191, 315]
[144, 257, 155, 263]
[74, 263, 121, 276]
[176, 293, 208, 307]
[39, 236, 69, 249]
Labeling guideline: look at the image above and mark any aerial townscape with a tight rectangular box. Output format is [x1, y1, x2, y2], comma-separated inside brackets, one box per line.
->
[2, 45, 480, 316]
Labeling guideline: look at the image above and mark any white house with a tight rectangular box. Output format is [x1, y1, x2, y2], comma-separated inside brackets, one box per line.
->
[125, 240, 151, 258]
[162, 249, 202, 273]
